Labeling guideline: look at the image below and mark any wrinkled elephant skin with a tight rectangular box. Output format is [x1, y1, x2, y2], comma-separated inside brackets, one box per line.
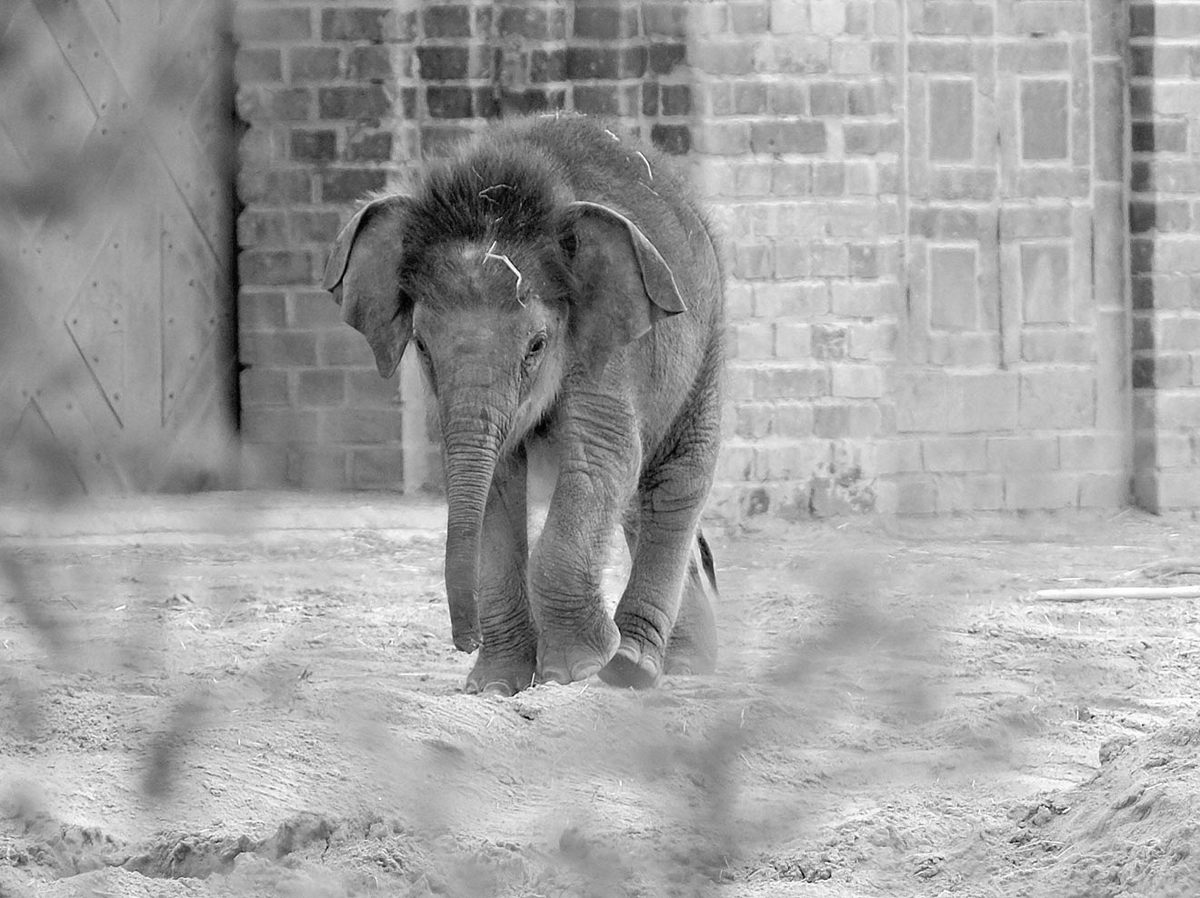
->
[323, 115, 724, 694]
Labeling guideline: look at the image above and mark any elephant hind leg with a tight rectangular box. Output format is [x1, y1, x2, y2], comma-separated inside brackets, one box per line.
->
[664, 529, 718, 677]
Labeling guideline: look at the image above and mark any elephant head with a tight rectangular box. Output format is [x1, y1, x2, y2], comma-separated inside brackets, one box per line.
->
[323, 173, 686, 654]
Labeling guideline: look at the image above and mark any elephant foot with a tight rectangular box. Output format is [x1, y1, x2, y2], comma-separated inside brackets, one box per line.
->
[663, 652, 716, 677]
[598, 637, 663, 690]
[663, 631, 717, 678]
[465, 652, 537, 697]
[535, 615, 619, 686]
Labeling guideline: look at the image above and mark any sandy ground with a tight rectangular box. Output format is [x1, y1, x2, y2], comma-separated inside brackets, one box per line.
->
[1, 492, 1199, 897]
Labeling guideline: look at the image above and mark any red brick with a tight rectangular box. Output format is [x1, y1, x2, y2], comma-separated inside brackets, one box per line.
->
[236, 48, 283, 83]
[239, 250, 314, 286]
[777, 321, 816, 360]
[813, 402, 882, 438]
[753, 365, 830, 399]
[497, 5, 565, 39]
[318, 85, 391, 120]
[346, 46, 395, 81]
[692, 40, 756, 75]
[750, 120, 826, 154]
[297, 370, 346, 407]
[239, 291, 287, 330]
[773, 402, 815, 437]
[319, 168, 388, 202]
[238, 169, 312, 204]
[319, 330, 376, 367]
[832, 364, 885, 398]
[235, 8, 313, 42]
[423, 5, 472, 38]
[290, 47, 341, 81]
[908, 41, 972, 72]
[238, 211, 287, 248]
[733, 241, 774, 279]
[733, 322, 775, 360]
[241, 369, 290, 406]
[322, 8, 390, 42]
[813, 162, 845, 195]
[648, 42, 687, 74]
[810, 243, 850, 276]
[347, 370, 400, 405]
[238, 86, 313, 122]
[289, 211, 343, 244]
[291, 290, 341, 329]
[241, 331, 320, 368]
[693, 120, 751, 154]
[848, 321, 898, 360]
[291, 129, 337, 162]
[830, 282, 890, 317]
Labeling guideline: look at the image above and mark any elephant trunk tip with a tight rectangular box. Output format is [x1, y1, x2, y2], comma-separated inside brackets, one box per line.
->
[448, 586, 482, 653]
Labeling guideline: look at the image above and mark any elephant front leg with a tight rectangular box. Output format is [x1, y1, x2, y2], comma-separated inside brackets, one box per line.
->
[601, 429, 719, 689]
[464, 454, 537, 697]
[528, 469, 624, 685]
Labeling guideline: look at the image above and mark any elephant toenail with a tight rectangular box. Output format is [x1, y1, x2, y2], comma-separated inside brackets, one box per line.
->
[482, 681, 514, 697]
[571, 661, 602, 681]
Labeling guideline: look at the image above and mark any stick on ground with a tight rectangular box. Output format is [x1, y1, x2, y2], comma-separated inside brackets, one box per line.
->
[1032, 585, 1200, 602]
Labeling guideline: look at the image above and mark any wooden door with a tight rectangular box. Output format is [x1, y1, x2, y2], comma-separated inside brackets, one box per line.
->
[0, 0, 236, 495]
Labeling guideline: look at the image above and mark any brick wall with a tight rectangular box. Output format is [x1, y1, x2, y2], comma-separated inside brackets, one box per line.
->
[1130, 0, 1200, 511]
[235, 2, 407, 488]
[691, 0, 903, 518]
[233, 0, 688, 490]
[231, 1, 1200, 515]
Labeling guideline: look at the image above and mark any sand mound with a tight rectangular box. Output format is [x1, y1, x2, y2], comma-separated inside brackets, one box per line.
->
[1003, 714, 1200, 897]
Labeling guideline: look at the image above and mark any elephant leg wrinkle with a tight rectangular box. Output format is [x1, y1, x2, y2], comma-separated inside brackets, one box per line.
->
[321, 114, 724, 694]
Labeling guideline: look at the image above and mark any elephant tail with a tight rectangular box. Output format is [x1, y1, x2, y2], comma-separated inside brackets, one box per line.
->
[694, 528, 718, 597]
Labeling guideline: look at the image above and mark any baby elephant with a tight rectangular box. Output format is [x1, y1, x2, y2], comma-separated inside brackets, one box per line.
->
[323, 115, 724, 695]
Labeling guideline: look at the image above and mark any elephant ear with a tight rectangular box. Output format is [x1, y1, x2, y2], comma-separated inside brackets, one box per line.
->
[323, 195, 414, 378]
[566, 200, 687, 370]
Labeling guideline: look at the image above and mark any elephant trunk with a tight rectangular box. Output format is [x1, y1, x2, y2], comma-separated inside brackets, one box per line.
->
[441, 407, 504, 653]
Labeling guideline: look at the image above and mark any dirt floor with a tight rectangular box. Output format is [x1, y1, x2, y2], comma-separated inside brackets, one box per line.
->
[1, 493, 1199, 897]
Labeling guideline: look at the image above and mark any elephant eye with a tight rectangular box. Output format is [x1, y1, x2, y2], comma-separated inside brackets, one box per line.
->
[413, 335, 429, 356]
[525, 333, 547, 359]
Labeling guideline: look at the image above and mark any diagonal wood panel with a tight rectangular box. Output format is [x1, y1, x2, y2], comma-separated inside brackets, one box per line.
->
[0, 0, 235, 495]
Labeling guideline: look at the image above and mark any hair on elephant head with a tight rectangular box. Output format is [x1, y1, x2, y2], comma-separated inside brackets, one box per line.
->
[323, 115, 723, 693]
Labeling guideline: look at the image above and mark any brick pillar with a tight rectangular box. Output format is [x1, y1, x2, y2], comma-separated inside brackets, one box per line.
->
[235, 2, 415, 489]
[1130, 0, 1200, 510]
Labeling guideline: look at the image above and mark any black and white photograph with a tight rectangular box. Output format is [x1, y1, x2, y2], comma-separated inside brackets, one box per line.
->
[1, 1, 1198, 895]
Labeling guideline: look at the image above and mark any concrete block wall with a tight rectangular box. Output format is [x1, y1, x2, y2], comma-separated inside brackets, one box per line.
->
[231, 1, 1200, 515]
[1130, 0, 1200, 511]
[879, 0, 1134, 514]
